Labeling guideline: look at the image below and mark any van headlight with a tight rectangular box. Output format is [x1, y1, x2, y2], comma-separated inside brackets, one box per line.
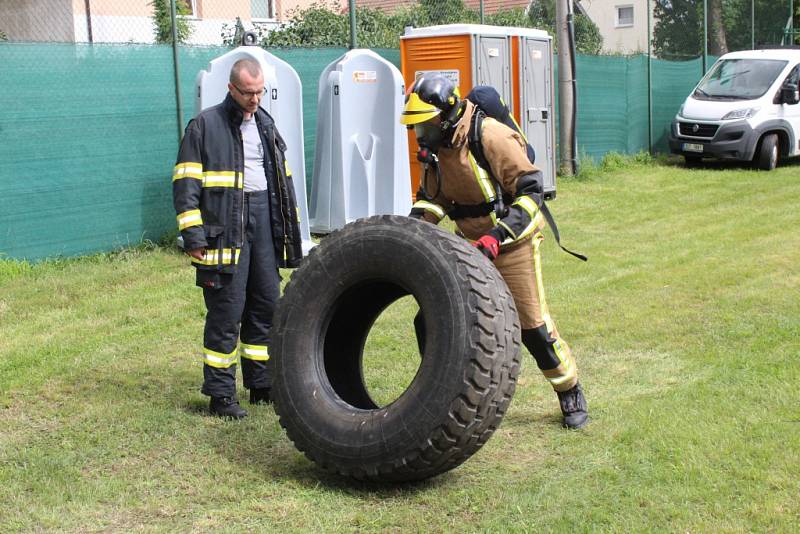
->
[722, 107, 760, 120]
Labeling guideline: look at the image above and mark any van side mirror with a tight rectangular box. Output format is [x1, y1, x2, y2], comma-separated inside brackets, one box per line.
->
[781, 82, 800, 105]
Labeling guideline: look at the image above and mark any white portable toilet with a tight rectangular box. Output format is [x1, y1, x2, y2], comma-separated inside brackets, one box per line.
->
[309, 49, 411, 234]
[195, 45, 314, 255]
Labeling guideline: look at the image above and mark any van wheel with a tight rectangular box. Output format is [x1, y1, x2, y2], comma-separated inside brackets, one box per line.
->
[756, 134, 779, 170]
[271, 215, 521, 482]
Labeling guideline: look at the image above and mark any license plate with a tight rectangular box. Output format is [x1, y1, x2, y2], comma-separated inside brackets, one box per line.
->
[683, 143, 704, 153]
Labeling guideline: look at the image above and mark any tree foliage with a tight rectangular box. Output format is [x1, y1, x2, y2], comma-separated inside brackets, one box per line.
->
[653, 0, 791, 59]
[262, 0, 602, 54]
[527, 0, 603, 54]
[149, 0, 193, 44]
[0, 30, 7, 42]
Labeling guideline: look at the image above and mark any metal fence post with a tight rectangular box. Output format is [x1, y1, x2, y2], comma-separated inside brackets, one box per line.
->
[480, 0, 485, 24]
[751, 0, 755, 50]
[647, 0, 652, 154]
[702, 0, 708, 75]
[349, 0, 357, 49]
[170, 0, 184, 143]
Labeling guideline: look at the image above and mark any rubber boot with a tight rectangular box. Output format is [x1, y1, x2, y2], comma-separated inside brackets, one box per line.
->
[249, 387, 272, 405]
[557, 382, 589, 429]
[209, 396, 248, 419]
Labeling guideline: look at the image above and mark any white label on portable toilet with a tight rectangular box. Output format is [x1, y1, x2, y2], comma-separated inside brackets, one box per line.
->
[353, 70, 377, 83]
[488, 48, 500, 57]
[531, 49, 542, 60]
[415, 69, 460, 87]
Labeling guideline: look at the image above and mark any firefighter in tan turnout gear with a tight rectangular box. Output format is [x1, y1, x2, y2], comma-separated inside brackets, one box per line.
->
[401, 75, 589, 429]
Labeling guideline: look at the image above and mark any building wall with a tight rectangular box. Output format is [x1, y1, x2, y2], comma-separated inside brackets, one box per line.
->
[0, 0, 75, 42]
[579, 0, 652, 54]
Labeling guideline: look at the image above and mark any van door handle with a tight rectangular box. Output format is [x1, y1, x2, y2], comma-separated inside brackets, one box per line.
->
[541, 109, 549, 121]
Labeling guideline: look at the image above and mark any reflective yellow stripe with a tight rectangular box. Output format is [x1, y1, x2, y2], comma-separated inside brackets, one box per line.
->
[498, 221, 516, 240]
[509, 113, 530, 144]
[413, 200, 445, 220]
[285, 160, 292, 177]
[203, 172, 238, 188]
[467, 152, 496, 202]
[191, 248, 241, 266]
[173, 162, 204, 182]
[532, 234, 551, 323]
[513, 195, 539, 219]
[549, 366, 576, 386]
[177, 209, 202, 230]
[500, 213, 542, 246]
[203, 347, 238, 368]
[240, 343, 269, 361]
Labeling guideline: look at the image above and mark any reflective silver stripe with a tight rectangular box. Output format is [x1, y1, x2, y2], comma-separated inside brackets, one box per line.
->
[240, 343, 269, 361]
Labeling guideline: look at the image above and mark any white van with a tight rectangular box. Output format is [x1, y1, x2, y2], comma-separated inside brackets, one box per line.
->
[669, 49, 800, 170]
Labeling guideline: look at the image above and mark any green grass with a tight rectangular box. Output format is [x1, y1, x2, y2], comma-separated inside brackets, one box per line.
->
[1, 158, 799, 532]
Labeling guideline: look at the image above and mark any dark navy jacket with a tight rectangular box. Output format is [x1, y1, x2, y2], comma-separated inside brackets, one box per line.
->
[173, 93, 303, 271]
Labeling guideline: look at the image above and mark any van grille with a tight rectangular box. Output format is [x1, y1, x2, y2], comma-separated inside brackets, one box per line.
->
[679, 122, 719, 138]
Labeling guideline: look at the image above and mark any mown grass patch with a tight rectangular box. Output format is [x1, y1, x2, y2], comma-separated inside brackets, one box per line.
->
[1, 158, 798, 531]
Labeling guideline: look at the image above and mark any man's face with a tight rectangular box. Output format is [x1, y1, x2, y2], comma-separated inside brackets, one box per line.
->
[228, 69, 265, 115]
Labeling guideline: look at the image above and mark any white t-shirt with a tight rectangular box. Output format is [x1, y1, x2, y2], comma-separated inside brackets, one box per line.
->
[240, 116, 268, 192]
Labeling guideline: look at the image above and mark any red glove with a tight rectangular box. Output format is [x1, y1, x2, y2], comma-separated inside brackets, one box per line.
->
[473, 234, 500, 260]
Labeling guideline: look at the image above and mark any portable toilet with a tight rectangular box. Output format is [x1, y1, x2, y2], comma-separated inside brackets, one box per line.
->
[400, 24, 556, 199]
[195, 45, 314, 255]
[309, 49, 411, 234]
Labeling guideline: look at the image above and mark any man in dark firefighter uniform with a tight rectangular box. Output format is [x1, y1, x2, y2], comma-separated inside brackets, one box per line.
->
[401, 75, 589, 429]
[173, 58, 302, 419]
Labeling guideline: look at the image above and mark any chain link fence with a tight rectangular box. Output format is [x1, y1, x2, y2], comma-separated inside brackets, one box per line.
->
[0, 0, 797, 260]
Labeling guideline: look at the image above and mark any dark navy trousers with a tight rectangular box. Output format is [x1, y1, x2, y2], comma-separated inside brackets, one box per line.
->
[200, 189, 280, 398]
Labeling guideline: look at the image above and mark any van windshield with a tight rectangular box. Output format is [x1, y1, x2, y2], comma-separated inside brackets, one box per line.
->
[694, 58, 787, 100]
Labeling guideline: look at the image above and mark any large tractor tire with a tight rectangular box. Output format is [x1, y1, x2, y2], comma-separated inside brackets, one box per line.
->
[271, 215, 521, 482]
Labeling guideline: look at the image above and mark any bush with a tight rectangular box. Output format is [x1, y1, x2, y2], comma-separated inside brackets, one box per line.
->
[261, 0, 602, 51]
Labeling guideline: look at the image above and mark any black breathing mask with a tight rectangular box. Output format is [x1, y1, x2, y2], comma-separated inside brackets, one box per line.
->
[414, 121, 446, 154]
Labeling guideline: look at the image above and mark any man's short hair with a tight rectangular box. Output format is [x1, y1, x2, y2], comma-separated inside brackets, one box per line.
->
[230, 58, 262, 84]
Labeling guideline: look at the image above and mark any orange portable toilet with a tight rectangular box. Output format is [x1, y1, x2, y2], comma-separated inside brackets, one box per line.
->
[400, 24, 556, 199]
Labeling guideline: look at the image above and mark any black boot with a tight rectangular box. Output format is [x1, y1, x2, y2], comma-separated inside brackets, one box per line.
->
[557, 383, 589, 429]
[209, 396, 248, 419]
[249, 387, 272, 405]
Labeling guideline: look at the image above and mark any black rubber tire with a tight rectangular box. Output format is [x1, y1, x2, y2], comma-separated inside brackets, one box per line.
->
[271, 215, 521, 482]
[756, 133, 779, 171]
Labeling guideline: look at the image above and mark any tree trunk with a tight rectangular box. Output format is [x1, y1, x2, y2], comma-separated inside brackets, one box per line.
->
[708, 0, 728, 55]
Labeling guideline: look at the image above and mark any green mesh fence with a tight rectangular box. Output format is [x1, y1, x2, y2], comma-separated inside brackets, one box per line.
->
[0, 43, 179, 262]
[0, 44, 400, 262]
[0, 44, 780, 262]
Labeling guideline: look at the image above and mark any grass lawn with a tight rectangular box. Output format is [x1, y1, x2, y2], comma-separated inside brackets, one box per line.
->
[1, 158, 798, 532]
